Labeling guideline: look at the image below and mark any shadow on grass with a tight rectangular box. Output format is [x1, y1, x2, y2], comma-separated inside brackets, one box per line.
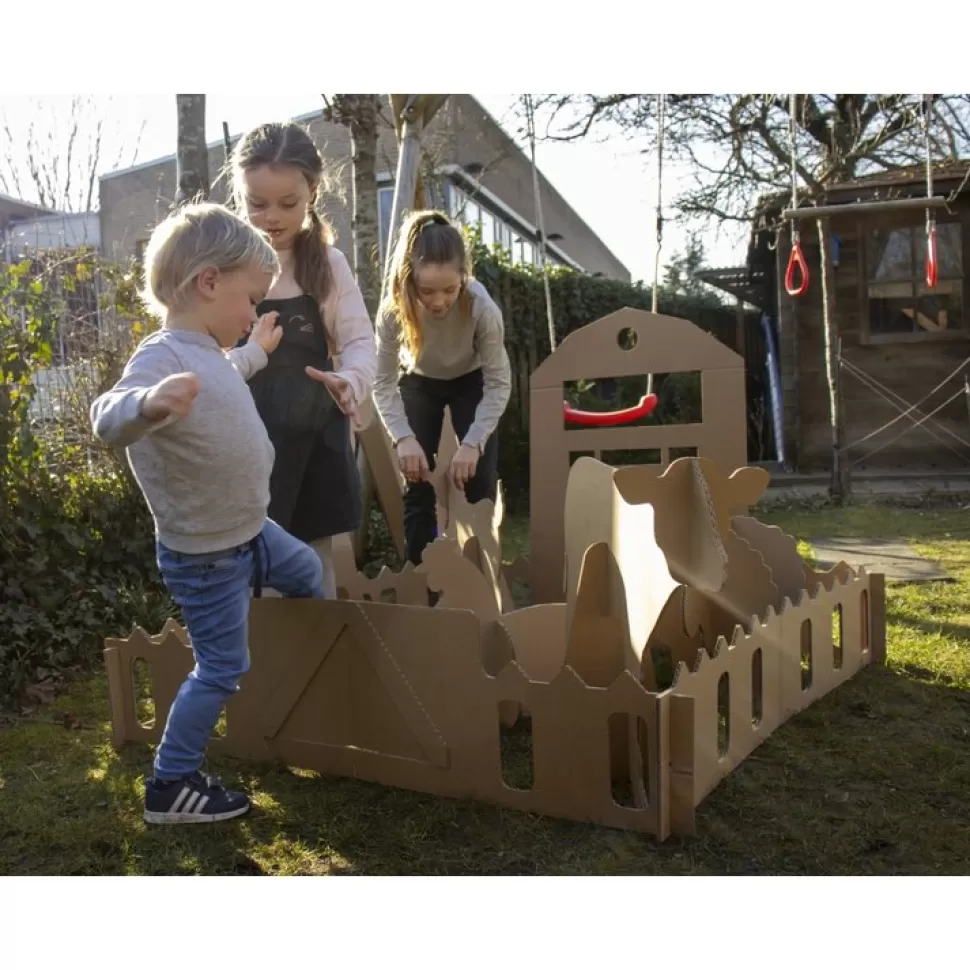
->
[885, 608, 970, 647]
[3, 659, 968, 877]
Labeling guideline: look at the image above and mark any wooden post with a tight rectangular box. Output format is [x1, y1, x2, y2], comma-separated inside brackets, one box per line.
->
[783, 196, 947, 221]
[775, 233, 800, 469]
[381, 99, 424, 297]
[869, 573, 887, 665]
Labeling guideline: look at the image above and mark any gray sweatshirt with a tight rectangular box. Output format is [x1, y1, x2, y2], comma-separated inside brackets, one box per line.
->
[90, 328, 273, 555]
[373, 278, 512, 448]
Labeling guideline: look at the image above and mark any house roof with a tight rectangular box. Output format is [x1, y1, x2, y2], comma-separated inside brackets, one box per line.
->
[99, 107, 323, 182]
[712, 159, 970, 301]
[0, 192, 52, 211]
[824, 160, 970, 197]
[0, 193, 56, 223]
[98, 96, 629, 280]
[752, 160, 970, 226]
[694, 265, 770, 310]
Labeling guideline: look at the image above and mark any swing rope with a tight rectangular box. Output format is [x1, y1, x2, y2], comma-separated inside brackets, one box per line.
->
[923, 94, 939, 289]
[839, 358, 970, 463]
[848, 385, 967, 468]
[523, 94, 658, 427]
[784, 93, 809, 297]
[524, 94, 558, 357]
[645, 92, 667, 396]
[838, 351, 970, 454]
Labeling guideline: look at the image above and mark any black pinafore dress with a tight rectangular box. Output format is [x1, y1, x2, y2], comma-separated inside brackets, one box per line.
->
[246, 294, 362, 542]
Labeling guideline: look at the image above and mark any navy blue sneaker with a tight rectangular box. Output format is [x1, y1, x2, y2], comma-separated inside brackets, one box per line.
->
[144, 771, 251, 825]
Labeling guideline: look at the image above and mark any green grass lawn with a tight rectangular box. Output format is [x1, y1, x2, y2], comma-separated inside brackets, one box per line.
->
[2, 500, 969, 875]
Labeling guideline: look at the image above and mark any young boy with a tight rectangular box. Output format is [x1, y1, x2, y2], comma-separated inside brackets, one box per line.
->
[91, 203, 326, 824]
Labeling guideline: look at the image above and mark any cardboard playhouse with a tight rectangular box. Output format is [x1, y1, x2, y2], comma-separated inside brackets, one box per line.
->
[104, 309, 885, 841]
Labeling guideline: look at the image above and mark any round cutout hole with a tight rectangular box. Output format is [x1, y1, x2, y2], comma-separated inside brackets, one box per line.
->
[617, 327, 638, 351]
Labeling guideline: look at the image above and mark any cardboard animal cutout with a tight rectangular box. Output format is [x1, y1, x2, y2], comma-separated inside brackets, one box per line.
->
[105, 308, 882, 840]
[106, 456, 883, 840]
[529, 308, 748, 603]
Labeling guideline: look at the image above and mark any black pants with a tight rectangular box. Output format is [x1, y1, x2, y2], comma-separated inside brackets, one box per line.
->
[399, 368, 499, 565]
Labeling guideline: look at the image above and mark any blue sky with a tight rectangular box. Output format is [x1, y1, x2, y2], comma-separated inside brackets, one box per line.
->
[0, 93, 750, 282]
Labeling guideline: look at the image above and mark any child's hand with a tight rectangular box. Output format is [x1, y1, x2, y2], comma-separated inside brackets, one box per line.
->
[141, 372, 200, 422]
[250, 311, 282, 354]
[395, 436, 430, 483]
[449, 442, 480, 489]
[306, 367, 358, 422]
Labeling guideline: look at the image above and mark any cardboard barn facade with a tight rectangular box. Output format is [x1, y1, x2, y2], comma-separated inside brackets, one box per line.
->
[530, 307, 748, 604]
[105, 310, 884, 839]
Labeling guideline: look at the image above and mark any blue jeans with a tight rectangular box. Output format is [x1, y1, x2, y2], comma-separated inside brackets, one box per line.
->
[153, 518, 325, 780]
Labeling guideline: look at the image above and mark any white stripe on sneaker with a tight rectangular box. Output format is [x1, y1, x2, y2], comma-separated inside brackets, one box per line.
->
[144, 776, 251, 825]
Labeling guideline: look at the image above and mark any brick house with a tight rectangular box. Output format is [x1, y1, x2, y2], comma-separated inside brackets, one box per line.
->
[98, 95, 630, 281]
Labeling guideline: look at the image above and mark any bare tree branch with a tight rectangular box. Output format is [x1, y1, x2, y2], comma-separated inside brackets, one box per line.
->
[526, 92, 970, 230]
[62, 98, 80, 211]
[85, 116, 105, 214]
[1, 95, 142, 212]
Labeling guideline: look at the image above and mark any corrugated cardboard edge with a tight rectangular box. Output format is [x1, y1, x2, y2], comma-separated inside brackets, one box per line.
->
[105, 454, 884, 840]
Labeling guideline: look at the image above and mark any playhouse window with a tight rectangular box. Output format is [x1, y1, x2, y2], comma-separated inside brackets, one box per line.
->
[865, 221, 965, 342]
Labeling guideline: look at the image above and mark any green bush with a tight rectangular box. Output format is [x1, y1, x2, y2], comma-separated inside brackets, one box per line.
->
[1, 471, 176, 704]
[0, 253, 173, 706]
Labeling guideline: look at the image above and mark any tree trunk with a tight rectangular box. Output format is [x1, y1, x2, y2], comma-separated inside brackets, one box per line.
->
[816, 216, 848, 502]
[344, 95, 382, 317]
[174, 95, 209, 209]
[347, 96, 383, 566]
[330, 94, 384, 565]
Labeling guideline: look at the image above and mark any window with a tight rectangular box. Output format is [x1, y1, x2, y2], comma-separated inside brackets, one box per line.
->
[865, 220, 965, 342]
[498, 222, 513, 256]
[423, 178, 448, 213]
[440, 182, 456, 217]
[451, 187, 466, 220]
[480, 208, 496, 249]
[377, 185, 395, 264]
[511, 236, 536, 266]
[453, 189, 482, 228]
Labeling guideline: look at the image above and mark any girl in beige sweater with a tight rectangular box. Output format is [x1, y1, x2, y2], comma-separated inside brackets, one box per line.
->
[373, 210, 511, 565]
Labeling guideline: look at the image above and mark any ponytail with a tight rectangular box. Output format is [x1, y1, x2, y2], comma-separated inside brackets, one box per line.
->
[380, 209, 470, 359]
[293, 207, 334, 310]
